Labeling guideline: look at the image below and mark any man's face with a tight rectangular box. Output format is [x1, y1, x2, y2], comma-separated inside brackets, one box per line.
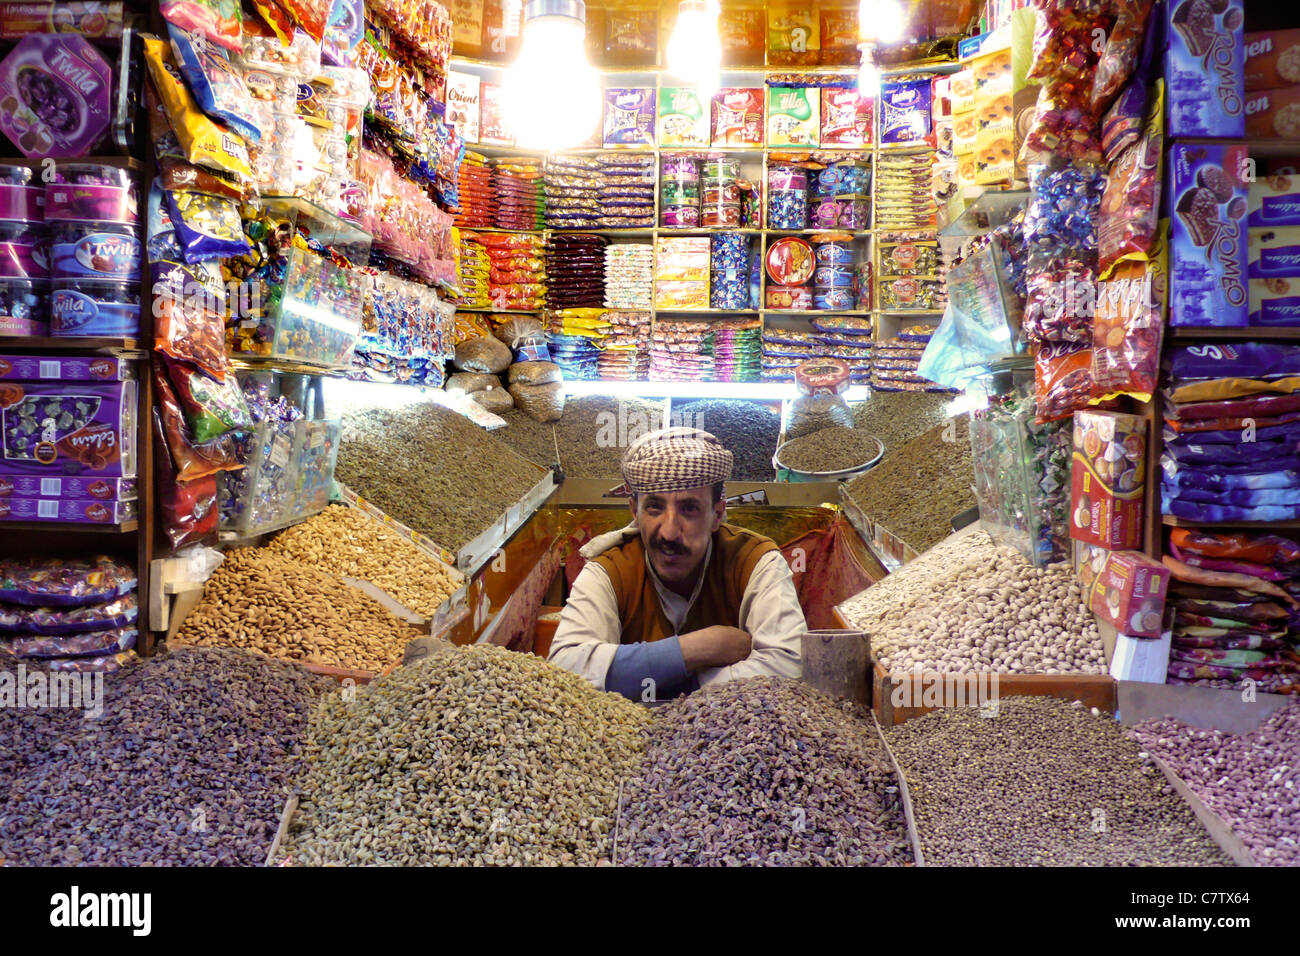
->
[631, 486, 725, 584]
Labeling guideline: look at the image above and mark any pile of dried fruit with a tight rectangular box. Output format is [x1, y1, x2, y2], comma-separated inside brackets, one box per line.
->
[265, 505, 463, 617]
[284, 645, 649, 866]
[844, 415, 974, 552]
[776, 425, 883, 473]
[838, 529, 1105, 675]
[618, 678, 913, 866]
[491, 396, 665, 478]
[886, 697, 1234, 866]
[174, 547, 421, 673]
[851, 392, 956, 456]
[0, 648, 334, 866]
[1130, 700, 1300, 867]
[336, 400, 542, 551]
[673, 399, 781, 482]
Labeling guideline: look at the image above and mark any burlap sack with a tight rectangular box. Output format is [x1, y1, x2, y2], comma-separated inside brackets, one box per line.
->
[507, 361, 563, 386]
[508, 381, 565, 422]
[453, 335, 512, 374]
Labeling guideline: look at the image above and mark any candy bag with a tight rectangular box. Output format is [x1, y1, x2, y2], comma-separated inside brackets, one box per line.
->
[248, 0, 295, 43]
[167, 23, 261, 143]
[1093, 253, 1164, 402]
[1169, 528, 1300, 566]
[1097, 82, 1163, 275]
[161, 0, 243, 51]
[153, 364, 244, 481]
[1035, 343, 1098, 422]
[11, 626, 138, 659]
[0, 555, 136, 607]
[159, 156, 252, 202]
[280, 0, 329, 43]
[164, 357, 252, 441]
[1168, 542, 1295, 581]
[153, 406, 218, 549]
[1091, 0, 1153, 113]
[154, 288, 229, 381]
[165, 188, 250, 261]
[0, 595, 138, 635]
[143, 35, 253, 182]
[47, 652, 134, 673]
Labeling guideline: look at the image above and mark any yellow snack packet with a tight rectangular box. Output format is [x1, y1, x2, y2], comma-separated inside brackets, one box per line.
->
[143, 35, 252, 182]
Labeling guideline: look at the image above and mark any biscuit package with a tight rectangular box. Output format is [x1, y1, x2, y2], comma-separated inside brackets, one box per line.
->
[1248, 170, 1300, 227]
[1169, 141, 1248, 327]
[1244, 28, 1300, 91]
[1076, 544, 1172, 638]
[1070, 409, 1147, 551]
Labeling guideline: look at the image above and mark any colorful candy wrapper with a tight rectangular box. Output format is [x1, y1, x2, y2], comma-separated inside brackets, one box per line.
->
[165, 188, 250, 262]
[163, 356, 252, 442]
[143, 35, 253, 182]
[167, 23, 261, 143]
[1035, 342, 1099, 423]
[161, 0, 243, 51]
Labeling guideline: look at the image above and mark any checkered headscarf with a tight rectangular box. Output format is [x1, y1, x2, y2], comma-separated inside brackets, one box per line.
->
[621, 427, 733, 494]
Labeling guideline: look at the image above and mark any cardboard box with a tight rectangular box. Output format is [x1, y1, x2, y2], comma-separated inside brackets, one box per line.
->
[819, 89, 872, 147]
[1248, 276, 1300, 326]
[0, 495, 136, 523]
[1244, 28, 1300, 91]
[766, 87, 820, 146]
[1244, 85, 1300, 138]
[657, 87, 709, 147]
[0, 379, 136, 477]
[445, 71, 480, 144]
[1076, 545, 1171, 638]
[478, 81, 512, 146]
[1070, 409, 1147, 550]
[1247, 226, 1300, 278]
[0, 472, 136, 499]
[0, 354, 133, 382]
[654, 238, 710, 281]
[1248, 173, 1300, 227]
[603, 87, 655, 147]
[1109, 630, 1172, 683]
[1168, 142, 1249, 327]
[654, 280, 709, 310]
[1166, 0, 1244, 138]
[711, 88, 763, 146]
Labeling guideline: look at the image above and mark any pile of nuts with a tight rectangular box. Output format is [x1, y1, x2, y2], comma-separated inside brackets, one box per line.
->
[266, 505, 463, 617]
[174, 547, 421, 673]
[0, 648, 335, 866]
[336, 400, 543, 552]
[492, 396, 666, 478]
[839, 529, 1106, 675]
[886, 697, 1234, 866]
[283, 645, 649, 866]
[618, 678, 914, 866]
[1130, 700, 1300, 866]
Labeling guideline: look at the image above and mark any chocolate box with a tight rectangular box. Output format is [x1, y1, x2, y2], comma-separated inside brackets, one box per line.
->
[1244, 85, 1300, 138]
[0, 494, 135, 523]
[1244, 29, 1300, 91]
[0, 379, 136, 477]
[0, 472, 136, 499]
[1075, 543, 1171, 639]
[657, 87, 710, 147]
[711, 88, 763, 146]
[819, 89, 872, 147]
[0, 353, 134, 381]
[603, 87, 655, 147]
[1166, 0, 1244, 138]
[1168, 142, 1248, 327]
[766, 87, 820, 147]
[1248, 172, 1300, 227]
[1070, 409, 1147, 551]
[1247, 227, 1300, 278]
[1248, 277, 1300, 326]
[0, 33, 112, 158]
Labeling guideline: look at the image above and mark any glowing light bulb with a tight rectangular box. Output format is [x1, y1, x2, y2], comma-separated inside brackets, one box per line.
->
[504, 0, 601, 151]
[667, 0, 721, 100]
[858, 0, 904, 44]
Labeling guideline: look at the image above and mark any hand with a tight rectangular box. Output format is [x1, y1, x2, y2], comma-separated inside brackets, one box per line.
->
[679, 626, 752, 672]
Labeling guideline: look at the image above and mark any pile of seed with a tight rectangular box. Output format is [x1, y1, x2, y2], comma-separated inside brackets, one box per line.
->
[336, 399, 542, 551]
[777, 426, 883, 474]
[1130, 700, 1300, 866]
[839, 529, 1106, 674]
[284, 644, 649, 866]
[0, 648, 335, 866]
[617, 677, 913, 866]
[265, 505, 463, 617]
[174, 547, 420, 673]
[845, 415, 974, 552]
[673, 399, 782, 481]
[851, 391, 956, 455]
[886, 697, 1234, 866]
[491, 396, 665, 478]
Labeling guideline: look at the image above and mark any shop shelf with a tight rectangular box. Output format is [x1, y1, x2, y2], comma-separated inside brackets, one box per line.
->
[0, 336, 145, 356]
[1166, 326, 1300, 340]
[1162, 515, 1300, 529]
[0, 518, 138, 533]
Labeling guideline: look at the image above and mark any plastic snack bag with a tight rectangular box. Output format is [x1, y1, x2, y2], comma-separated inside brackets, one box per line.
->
[161, 0, 243, 51]
[168, 23, 261, 143]
[164, 357, 252, 441]
[165, 187, 250, 261]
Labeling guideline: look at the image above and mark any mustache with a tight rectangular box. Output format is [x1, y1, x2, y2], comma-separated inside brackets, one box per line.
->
[650, 537, 688, 555]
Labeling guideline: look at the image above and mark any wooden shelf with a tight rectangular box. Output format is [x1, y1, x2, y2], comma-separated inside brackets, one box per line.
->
[1162, 515, 1300, 529]
[0, 519, 138, 534]
[1167, 326, 1300, 340]
[0, 336, 145, 355]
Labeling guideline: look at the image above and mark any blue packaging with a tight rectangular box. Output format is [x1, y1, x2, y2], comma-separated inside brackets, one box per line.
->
[1249, 279, 1300, 326]
[50, 222, 141, 282]
[1168, 142, 1248, 327]
[1165, 0, 1244, 138]
[1248, 176, 1300, 227]
[50, 280, 140, 336]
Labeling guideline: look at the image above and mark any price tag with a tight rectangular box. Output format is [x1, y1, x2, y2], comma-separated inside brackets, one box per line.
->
[269, 434, 291, 469]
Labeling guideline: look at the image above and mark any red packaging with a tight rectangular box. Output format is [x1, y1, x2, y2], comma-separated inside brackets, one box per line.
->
[712, 88, 764, 146]
[820, 89, 873, 147]
[1070, 409, 1147, 550]
[1077, 545, 1171, 637]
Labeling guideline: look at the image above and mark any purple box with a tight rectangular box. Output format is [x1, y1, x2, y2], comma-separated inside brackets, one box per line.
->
[0, 472, 136, 499]
[0, 353, 134, 381]
[0, 34, 112, 158]
[0, 378, 136, 477]
[1169, 142, 1249, 327]
[1166, 0, 1245, 138]
[0, 494, 135, 523]
[603, 88, 655, 147]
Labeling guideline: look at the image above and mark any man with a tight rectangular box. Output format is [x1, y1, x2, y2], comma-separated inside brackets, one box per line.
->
[549, 427, 804, 700]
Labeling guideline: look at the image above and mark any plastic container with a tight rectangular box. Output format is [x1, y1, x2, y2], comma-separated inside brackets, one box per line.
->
[0, 277, 48, 333]
[44, 164, 137, 223]
[50, 278, 139, 336]
[0, 222, 47, 279]
[290, 419, 342, 519]
[800, 629, 871, 705]
[222, 419, 296, 534]
[50, 221, 140, 281]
